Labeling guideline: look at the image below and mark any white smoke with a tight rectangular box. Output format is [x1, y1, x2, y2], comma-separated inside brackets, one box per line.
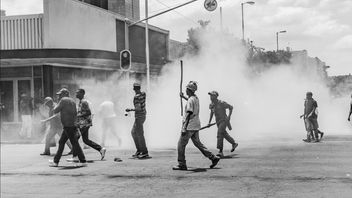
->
[76, 29, 351, 150]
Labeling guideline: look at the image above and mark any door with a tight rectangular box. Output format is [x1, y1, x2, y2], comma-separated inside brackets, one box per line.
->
[0, 81, 14, 122]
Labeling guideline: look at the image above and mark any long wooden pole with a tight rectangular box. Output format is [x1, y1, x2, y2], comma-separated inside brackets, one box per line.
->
[180, 60, 183, 116]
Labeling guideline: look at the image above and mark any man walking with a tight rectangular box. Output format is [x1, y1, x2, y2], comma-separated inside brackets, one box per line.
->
[69, 89, 106, 161]
[99, 100, 121, 147]
[300, 92, 324, 143]
[49, 88, 86, 167]
[126, 83, 149, 159]
[207, 91, 238, 157]
[173, 81, 220, 170]
[40, 97, 72, 155]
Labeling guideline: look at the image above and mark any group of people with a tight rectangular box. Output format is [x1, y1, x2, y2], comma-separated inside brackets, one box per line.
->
[40, 80, 351, 170]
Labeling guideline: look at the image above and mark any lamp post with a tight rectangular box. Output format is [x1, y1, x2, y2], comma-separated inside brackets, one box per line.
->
[241, 1, 255, 41]
[276, 30, 287, 51]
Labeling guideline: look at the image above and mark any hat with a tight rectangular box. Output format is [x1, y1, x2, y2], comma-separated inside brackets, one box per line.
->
[208, 91, 219, 97]
[306, 91, 313, 96]
[186, 81, 198, 93]
[133, 82, 141, 87]
[76, 88, 85, 95]
[43, 97, 53, 105]
[56, 88, 70, 96]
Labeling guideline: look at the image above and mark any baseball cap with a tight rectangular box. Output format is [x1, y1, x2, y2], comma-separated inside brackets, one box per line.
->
[76, 88, 85, 95]
[56, 88, 70, 96]
[186, 81, 198, 93]
[43, 97, 53, 105]
[133, 82, 141, 87]
[208, 91, 219, 97]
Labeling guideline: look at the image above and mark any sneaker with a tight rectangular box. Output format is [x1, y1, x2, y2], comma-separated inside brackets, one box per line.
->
[132, 152, 141, 158]
[114, 157, 123, 162]
[137, 153, 149, 159]
[302, 139, 311, 143]
[100, 148, 107, 160]
[66, 156, 79, 163]
[75, 162, 87, 167]
[231, 143, 239, 152]
[210, 156, 220, 169]
[172, 164, 187, 170]
[216, 152, 224, 158]
[49, 159, 58, 167]
[314, 139, 320, 143]
[40, 152, 50, 156]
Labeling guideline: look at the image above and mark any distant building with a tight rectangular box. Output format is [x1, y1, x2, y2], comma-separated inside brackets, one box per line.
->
[0, 0, 169, 124]
[0, 9, 5, 16]
[329, 74, 352, 96]
[291, 50, 329, 80]
[78, 0, 140, 21]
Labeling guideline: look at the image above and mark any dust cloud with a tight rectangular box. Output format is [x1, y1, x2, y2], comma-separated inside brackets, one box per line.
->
[76, 30, 351, 150]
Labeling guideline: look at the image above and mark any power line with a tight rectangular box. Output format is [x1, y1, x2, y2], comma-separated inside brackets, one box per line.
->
[153, 0, 198, 25]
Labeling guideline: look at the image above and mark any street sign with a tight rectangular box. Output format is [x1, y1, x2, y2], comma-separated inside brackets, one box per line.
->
[204, 0, 217, 12]
[120, 49, 131, 71]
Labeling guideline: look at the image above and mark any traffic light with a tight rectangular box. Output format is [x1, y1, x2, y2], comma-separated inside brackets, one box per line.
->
[120, 49, 131, 70]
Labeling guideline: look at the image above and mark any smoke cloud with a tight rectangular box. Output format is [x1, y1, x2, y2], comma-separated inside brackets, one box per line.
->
[77, 29, 351, 150]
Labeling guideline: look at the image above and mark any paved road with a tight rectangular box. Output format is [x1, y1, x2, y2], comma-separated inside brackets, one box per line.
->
[1, 136, 352, 198]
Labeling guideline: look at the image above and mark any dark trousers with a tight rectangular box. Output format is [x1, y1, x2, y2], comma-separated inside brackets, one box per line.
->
[131, 117, 148, 154]
[44, 127, 72, 153]
[217, 121, 236, 150]
[54, 127, 86, 163]
[177, 130, 216, 166]
[73, 126, 102, 157]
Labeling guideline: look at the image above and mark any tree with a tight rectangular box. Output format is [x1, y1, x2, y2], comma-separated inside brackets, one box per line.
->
[186, 20, 211, 55]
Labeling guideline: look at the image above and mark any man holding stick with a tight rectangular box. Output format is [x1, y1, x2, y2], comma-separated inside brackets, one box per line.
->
[173, 81, 220, 170]
[208, 91, 238, 157]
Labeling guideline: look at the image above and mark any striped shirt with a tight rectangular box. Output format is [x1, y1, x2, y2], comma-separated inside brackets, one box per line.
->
[133, 92, 146, 118]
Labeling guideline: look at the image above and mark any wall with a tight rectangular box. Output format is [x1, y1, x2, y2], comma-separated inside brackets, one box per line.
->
[0, 14, 43, 50]
[43, 0, 117, 52]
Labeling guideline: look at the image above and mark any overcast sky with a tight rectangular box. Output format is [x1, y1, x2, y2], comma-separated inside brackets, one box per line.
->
[1, 0, 351, 75]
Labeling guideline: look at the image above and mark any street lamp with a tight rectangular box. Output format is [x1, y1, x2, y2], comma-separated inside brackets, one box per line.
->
[276, 30, 287, 51]
[241, 1, 255, 41]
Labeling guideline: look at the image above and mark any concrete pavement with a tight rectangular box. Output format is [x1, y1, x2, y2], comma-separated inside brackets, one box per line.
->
[1, 136, 352, 198]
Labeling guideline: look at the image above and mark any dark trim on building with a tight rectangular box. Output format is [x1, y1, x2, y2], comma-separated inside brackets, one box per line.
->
[0, 49, 119, 60]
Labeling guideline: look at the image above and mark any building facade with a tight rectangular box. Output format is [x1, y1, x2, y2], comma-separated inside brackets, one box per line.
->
[0, 0, 169, 127]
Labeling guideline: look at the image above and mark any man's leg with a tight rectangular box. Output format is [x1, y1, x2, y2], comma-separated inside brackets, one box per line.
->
[66, 127, 86, 163]
[217, 123, 226, 154]
[136, 117, 148, 155]
[53, 129, 69, 163]
[80, 127, 102, 152]
[191, 131, 220, 168]
[177, 131, 192, 167]
[131, 120, 140, 154]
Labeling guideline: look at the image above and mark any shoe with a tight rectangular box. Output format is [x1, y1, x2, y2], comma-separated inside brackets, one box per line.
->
[216, 152, 224, 158]
[75, 162, 87, 167]
[137, 153, 149, 159]
[40, 152, 50, 156]
[114, 157, 123, 162]
[231, 143, 239, 152]
[320, 132, 324, 140]
[100, 148, 106, 160]
[172, 164, 187, 170]
[210, 156, 220, 169]
[66, 157, 79, 163]
[49, 159, 58, 167]
[314, 139, 320, 143]
[132, 152, 141, 158]
[302, 139, 311, 143]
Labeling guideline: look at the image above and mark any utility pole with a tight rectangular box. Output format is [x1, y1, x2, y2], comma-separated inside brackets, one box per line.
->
[145, 0, 150, 92]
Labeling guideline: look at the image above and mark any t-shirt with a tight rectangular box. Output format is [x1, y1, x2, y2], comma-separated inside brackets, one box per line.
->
[304, 98, 318, 119]
[53, 97, 77, 127]
[209, 100, 232, 123]
[99, 101, 116, 118]
[77, 99, 93, 128]
[133, 92, 146, 118]
[183, 95, 201, 131]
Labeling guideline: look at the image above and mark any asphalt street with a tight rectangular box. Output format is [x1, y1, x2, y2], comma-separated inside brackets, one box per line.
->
[1, 136, 352, 198]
